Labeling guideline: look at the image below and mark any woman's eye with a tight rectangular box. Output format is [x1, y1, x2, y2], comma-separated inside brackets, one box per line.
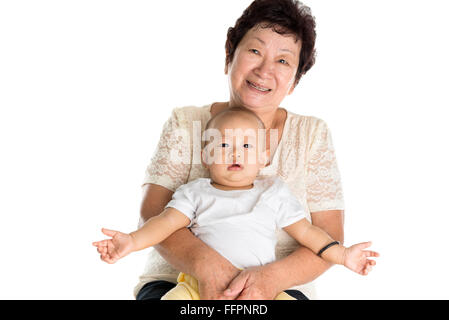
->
[279, 59, 289, 65]
[250, 49, 259, 54]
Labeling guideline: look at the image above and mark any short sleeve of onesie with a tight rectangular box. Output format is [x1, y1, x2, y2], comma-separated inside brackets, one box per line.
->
[164, 183, 196, 226]
[272, 179, 306, 228]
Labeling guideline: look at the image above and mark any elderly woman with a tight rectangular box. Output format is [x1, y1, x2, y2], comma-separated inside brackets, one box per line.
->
[135, 0, 344, 300]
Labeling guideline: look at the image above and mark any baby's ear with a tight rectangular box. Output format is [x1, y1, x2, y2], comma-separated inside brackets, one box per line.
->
[201, 149, 209, 169]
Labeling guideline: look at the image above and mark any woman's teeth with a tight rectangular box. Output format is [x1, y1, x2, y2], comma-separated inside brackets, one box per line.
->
[248, 81, 271, 92]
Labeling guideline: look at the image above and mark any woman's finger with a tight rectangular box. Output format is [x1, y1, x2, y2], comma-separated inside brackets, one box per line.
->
[224, 273, 248, 298]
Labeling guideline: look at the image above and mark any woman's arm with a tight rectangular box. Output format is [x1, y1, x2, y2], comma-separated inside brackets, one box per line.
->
[140, 183, 241, 299]
[224, 209, 344, 299]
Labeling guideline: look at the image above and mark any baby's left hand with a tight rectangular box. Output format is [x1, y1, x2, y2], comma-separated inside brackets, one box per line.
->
[343, 241, 379, 275]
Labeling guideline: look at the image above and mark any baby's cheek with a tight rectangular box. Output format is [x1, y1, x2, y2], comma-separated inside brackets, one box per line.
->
[244, 150, 257, 165]
[208, 147, 227, 164]
[221, 150, 230, 164]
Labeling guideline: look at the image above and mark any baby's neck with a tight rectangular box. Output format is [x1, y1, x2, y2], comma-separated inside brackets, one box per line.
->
[210, 181, 254, 191]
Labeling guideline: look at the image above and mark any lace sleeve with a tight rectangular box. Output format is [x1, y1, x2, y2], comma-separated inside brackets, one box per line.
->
[306, 119, 345, 212]
[142, 108, 191, 192]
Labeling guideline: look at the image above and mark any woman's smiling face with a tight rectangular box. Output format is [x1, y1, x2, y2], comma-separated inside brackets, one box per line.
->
[226, 24, 302, 111]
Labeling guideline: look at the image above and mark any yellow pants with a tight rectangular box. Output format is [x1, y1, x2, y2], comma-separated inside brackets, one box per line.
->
[161, 272, 296, 300]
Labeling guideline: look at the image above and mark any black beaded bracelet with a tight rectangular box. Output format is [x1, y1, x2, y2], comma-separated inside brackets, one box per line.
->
[317, 241, 340, 257]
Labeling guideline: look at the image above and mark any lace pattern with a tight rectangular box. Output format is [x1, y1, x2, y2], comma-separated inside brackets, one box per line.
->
[305, 119, 345, 212]
[143, 108, 192, 191]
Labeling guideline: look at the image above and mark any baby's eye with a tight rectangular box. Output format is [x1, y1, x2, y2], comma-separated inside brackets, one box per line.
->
[243, 143, 253, 149]
[220, 143, 229, 148]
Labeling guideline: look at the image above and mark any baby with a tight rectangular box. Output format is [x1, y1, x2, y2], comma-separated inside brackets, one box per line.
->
[93, 106, 379, 300]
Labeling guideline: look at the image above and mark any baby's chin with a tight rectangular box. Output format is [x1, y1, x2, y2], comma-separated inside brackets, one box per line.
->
[211, 173, 257, 186]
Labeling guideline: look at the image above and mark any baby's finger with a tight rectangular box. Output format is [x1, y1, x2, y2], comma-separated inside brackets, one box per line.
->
[357, 241, 372, 250]
[362, 265, 372, 275]
[367, 259, 376, 266]
[364, 250, 380, 258]
[92, 240, 108, 247]
[104, 255, 117, 264]
[100, 253, 115, 264]
[97, 246, 107, 254]
[364, 260, 376, 274]
[101, 228, 119, 237]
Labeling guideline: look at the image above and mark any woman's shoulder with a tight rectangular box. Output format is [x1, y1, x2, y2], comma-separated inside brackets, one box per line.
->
[285, 110, 331, 139]
[286, 109, 327, 128]
[171, 104, 212, 121]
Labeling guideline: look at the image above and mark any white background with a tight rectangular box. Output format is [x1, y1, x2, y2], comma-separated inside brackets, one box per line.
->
[1, 0, 448, 299]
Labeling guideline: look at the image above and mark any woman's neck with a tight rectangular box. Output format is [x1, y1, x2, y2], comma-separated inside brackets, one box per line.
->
[221, 101, 282, 131]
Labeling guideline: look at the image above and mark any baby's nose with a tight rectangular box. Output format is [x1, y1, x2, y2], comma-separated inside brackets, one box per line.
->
[227, 146, 242, 162]
[233, 148, 241, 158]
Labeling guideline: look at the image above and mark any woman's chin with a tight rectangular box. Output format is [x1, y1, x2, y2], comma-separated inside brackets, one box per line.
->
[238, 93, 280, 110]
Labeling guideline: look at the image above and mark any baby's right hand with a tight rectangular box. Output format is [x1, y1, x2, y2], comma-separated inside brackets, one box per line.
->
[92, 228, 135, 264]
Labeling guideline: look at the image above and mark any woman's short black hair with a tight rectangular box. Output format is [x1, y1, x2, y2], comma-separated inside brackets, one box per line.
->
[225, 0, 317, 86]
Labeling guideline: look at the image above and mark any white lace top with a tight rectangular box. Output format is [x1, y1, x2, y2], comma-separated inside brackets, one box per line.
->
[134, 104, 345, 299]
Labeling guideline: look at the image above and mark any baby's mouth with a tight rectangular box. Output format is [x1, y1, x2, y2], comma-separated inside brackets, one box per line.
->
[227, 163, 243, 171]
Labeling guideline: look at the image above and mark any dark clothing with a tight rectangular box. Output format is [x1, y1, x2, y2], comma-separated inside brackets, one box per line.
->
[136, 280, 309, 300]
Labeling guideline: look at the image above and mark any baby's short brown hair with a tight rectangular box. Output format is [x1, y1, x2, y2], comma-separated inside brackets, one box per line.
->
[205, 106, 265, 131]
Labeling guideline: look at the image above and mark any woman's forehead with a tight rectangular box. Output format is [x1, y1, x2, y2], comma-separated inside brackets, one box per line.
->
[241, 24, 301, 52]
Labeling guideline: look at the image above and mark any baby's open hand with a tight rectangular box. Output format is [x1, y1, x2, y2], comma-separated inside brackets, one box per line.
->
[92, 228, 134, 264]
[343, 241, 379, 275]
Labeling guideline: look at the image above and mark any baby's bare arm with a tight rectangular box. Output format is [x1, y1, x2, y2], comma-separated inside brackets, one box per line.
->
[130, 207, 191, 252]
[283, 218, 345, 265]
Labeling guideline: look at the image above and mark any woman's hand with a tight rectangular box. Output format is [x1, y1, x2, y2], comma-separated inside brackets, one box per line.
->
[222, 265, 281, 300]
[196, 261, 242, 300]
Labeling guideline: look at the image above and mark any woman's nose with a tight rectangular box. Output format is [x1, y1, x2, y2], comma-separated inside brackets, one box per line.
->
[254, 58, 274, 78]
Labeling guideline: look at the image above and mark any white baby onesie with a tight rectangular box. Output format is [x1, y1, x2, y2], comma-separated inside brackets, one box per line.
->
[165, 175, 306, 269]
